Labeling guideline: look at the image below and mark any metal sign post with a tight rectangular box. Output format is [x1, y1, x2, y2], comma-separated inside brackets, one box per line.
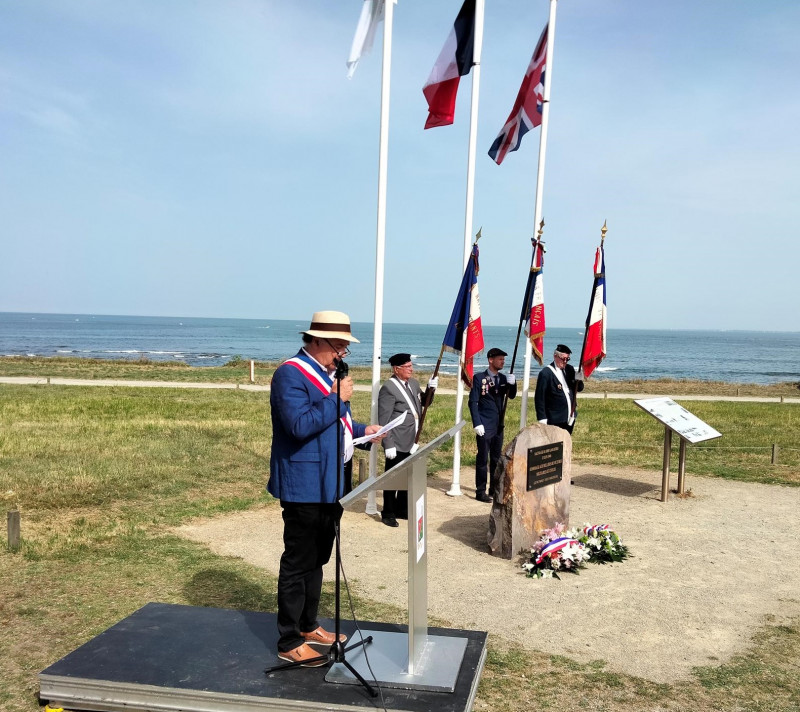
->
[635, 397, 722, 502]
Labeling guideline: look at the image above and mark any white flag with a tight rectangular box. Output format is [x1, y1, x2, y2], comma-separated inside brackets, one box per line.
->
[346, 0, 385, 79]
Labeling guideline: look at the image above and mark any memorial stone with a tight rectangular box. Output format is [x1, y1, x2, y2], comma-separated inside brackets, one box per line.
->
[487, 424, 571, 559]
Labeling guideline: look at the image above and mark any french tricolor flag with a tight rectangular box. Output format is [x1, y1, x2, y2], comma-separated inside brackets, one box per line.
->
[442, 242, 484, 386]
[580, 244, 607, 378]
[522, 240, 546, 366]
[422, 0, 476, 129]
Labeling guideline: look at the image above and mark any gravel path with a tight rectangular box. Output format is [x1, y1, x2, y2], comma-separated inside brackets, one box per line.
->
[175, 465, 800, 684]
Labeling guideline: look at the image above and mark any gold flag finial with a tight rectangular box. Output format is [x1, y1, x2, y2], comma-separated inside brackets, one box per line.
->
[475, 227, 482, 243]
[601, 220, 607, 245]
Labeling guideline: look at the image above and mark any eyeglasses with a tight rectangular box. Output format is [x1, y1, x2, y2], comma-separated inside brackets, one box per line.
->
[324, 339, 351, 357]
[555, 353, 570, 361]
[395, 363, 413, 370]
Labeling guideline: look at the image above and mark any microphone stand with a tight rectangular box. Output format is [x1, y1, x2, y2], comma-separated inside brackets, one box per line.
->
[265, 359, 377, 698]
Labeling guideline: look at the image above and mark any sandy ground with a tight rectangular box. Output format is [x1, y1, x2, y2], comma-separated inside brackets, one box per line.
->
[175, 465, 800, 684]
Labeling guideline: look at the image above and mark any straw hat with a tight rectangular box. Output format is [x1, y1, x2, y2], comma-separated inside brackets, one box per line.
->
[301, 311, 360, 343]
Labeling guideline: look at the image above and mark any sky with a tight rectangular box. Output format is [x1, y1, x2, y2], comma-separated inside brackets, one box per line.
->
[1, 0, 799, 331]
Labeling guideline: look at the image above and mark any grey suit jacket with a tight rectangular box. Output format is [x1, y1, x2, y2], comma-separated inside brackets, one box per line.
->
[378, 376, 423, 453]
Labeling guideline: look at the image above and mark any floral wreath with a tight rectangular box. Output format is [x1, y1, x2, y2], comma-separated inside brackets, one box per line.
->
[522, 522, 630, 579]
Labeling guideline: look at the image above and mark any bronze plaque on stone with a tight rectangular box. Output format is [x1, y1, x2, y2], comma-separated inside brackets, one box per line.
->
[527, 442, 564, 491]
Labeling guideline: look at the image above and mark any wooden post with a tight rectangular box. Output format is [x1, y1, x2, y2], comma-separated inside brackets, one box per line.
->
[771, 444, 779, 465]
[677, 438, 687, 494]
[249, 360, 255, 384]
[661, 426, 672, 502]
[736, 387, 740, 396]
[7, 510, 20, 551]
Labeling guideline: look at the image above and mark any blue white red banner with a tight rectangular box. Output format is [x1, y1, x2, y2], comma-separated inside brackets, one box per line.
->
[522, 239, 546, 365]
[442, 242, 484, 384]
[580, 244, 607, 378]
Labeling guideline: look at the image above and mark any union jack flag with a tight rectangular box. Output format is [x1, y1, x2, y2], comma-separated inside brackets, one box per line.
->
[488, 24, 547, 165]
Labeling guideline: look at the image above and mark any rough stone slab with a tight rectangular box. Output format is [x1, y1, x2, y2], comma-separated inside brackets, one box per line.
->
[487, 424, 571, 559]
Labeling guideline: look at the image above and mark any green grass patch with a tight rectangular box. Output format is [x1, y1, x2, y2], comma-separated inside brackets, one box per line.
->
[1, 378, 800, 711]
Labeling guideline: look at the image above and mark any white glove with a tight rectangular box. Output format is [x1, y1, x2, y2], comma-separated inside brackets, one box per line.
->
[409, 443, 419, 454]
[474, 424, 485, 437]
[575, 372, 584, 381]
[385, 447, 397, 459]
[506, 374, 516, 385]
[427, 377, 438, 390]
[538, 418, 548, 424]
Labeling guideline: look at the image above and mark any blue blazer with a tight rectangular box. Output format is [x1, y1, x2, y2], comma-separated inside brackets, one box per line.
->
[468, 370, 517, 437]
[268, 351, 367, 503]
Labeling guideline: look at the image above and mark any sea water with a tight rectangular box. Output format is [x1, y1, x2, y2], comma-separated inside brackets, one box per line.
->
[1, 312, 798, 385]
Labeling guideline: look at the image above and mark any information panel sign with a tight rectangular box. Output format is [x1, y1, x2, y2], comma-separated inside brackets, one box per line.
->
[526, 442, 564, 491]
[634, 397, 722, 444]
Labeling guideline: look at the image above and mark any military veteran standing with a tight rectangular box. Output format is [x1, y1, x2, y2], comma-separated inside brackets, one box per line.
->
[268, 310, 382, 666]
[534, 344, 585, 434]
[377, 353, 438, 527]
[468, 347, 517, 502]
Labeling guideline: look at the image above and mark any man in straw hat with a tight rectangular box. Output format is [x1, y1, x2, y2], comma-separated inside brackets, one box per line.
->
[268, 310, 382, 666]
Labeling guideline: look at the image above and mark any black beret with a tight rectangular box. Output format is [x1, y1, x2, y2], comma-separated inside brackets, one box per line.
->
[486, 348, 507, 358]
[389, 353, 412, 367]
[555, 344, 572, 355]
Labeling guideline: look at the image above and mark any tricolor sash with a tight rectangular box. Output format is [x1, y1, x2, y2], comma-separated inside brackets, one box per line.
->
[535, 536, 579, 565]
[582, 524, 610, 537]
[388, 377, 419, 436]
[284, 357, 354, 462]
[548, 364, 574, 425]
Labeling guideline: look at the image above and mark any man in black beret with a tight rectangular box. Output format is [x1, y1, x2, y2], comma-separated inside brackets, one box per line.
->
[468, 347, 517, 502]
[534, 344, 585, 434]
[377, 354, 438, 527]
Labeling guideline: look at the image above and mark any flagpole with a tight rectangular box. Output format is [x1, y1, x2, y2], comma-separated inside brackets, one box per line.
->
[367, 0, 395, 514]
[448, 0, 484, 498]
[520, 0, 558, 428]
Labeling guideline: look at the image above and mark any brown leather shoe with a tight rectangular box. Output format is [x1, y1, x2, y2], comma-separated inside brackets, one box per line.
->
[301, 626, 348, 647]
[276, 643, 326, 667]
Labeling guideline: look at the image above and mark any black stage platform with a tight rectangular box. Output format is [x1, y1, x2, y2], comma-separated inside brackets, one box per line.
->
[39, 602, 488, 712]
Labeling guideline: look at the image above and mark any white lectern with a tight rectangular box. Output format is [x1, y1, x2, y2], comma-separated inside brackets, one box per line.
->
[325, 421, 467, 692]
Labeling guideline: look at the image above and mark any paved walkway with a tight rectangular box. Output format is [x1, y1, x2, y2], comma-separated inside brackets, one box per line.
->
[1, 376, 798, 403]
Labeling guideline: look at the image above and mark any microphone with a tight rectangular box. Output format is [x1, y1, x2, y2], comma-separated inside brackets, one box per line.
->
[333, 358, 349, 380]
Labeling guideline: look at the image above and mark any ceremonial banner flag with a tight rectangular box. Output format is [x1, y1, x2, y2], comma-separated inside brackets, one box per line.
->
[523, 239, 546, 365]
[580, 243, 607, 378]
[488, 23, 547, 164]
[422, 0, 477, 129]
[442, 242, 484, 384]
[347, 0, 384, 79]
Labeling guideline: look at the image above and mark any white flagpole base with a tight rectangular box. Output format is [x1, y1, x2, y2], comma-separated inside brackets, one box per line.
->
[446, 485, 462, 497]
[365, 490, 378, 515]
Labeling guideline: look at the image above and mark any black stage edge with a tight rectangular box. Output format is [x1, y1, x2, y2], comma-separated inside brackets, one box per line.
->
[39, 602, 488, 712]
